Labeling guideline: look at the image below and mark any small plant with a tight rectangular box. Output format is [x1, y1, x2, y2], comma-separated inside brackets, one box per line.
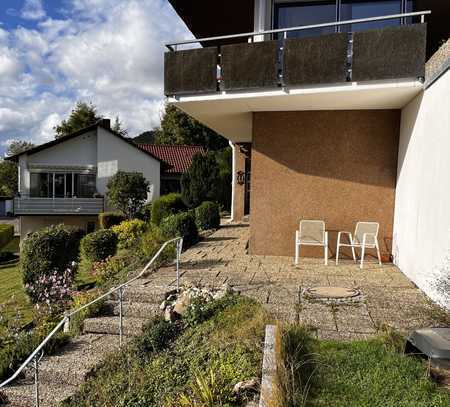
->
[91, 256, 127, 286]
[151, 193, 186, 226]
[160, 211, 199, 249]
[99, 212, 127, 229]
[195, 201, 220, 230]
[80, 229, 117, 263]
[106, 171, 150, 219]
[111, 219, 147, 250]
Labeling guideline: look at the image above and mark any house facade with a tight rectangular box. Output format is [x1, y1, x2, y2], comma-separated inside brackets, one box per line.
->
[8, 119, 161, 240]
[164, 0, 450, 307]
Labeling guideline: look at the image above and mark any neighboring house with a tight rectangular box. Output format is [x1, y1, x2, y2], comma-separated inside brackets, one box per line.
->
[0, 197, 13, 217]
[138, 144, 204, 194]
[7, 119, 162, 240]
[164, 1, 450, 306]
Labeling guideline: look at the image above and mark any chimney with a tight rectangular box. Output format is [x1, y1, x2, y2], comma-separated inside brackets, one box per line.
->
[99, 118, 111, 129]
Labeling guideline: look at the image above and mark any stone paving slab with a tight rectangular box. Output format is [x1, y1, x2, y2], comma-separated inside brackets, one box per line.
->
[178, 222, 449, 340]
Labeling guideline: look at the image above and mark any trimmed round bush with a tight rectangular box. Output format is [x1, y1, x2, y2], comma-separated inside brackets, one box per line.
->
[111, 219, 147, 250]
[99, 212, 127, 229]
[80, 229, 117, 263]
[160, 212, 199, 249]
[195, 201, 220, 230]
[151, 193, 186, 226]
[21, 224, 85, 304]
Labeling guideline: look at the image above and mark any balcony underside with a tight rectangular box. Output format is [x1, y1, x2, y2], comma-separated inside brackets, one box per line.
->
[170, 80, 423, 142]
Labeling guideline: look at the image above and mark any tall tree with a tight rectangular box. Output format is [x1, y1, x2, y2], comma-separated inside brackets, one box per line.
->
[155, 105, 228, 151]
[111, 116, 128, 137]
[0, 160, 18, 196]
[6, 140, 35, 157]
[54, 102, 102, 138]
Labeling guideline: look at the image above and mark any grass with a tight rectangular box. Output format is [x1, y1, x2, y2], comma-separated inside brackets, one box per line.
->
[278, 325, 450, 407]
[62, 295, 269, 406]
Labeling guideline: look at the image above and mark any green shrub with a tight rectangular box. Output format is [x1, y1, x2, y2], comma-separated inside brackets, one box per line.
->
[69, 289, 106, 335]
[160, 212, 199, 249]
[80, 229, 117, 263]
[0, 224, 14, 249]
[136, 318, 182, 362]
[140, 224, 176, 267]
[21, 225, 85, 304]
[111, 219, 147, 250]
[137, 202, 153, 222]
[91, 256, 128, 286]
[151, 193, 186, 226]
[195, 201, 220, 230]
[99, 212, 126, 229]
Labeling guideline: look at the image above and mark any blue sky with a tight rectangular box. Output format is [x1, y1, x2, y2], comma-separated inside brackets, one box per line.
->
[0, 0, 192, 156]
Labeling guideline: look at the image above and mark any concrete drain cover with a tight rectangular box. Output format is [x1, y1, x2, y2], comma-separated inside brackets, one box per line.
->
[303, 287, 363, 304]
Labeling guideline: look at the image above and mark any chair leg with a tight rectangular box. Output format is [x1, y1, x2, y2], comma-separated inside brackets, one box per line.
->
[335, 243, 340, 265]
[350, 234, 357, 263]
[295, 232, 300, 265]
[360, 236, 366, 269]
[375, 239, 382, 266]
[324, 232, 328, 266]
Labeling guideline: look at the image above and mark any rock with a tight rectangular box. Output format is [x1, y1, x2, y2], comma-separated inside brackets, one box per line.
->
[213, 283, 235, 299]
[233, 378, 259, 395]
[159, 300, 167, 311]
[164, 306, 177, 322]
[173, 293, 191, 316]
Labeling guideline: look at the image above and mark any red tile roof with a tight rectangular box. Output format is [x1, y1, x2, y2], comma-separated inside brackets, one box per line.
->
[138, 144, 205, 174]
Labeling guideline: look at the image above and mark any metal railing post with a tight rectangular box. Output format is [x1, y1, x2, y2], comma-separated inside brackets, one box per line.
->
[34, 353, 40, 407]
[176, 240, 181, 291]
[118, 287, 124, 347]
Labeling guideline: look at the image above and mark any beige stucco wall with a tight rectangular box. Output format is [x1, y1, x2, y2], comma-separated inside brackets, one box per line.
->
[249, 110, 400, 259]
[20, 215, 98, 241]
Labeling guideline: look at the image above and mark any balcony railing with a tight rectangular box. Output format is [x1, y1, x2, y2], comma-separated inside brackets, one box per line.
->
[164, 10, 430, 96]
[14, 197, 104, 215]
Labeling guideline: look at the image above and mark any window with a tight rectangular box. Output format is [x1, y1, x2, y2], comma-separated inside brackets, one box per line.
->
[29, 172, 97, 198]
[273, 1, 415, 35]
[274, 1, 337, 38]
[340, 0, 402, 31]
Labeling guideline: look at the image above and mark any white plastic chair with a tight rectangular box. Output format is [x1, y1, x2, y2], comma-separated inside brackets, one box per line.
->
[336, 221, 382, 269]
[295, 220, 328, 265]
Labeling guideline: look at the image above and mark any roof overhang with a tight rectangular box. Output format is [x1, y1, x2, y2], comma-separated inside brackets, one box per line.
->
[170, 79, 424, 143]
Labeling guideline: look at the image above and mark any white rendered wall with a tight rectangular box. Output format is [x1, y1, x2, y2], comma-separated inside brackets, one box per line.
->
[393, 70, 450, 310]
[96, 127, 160, 202]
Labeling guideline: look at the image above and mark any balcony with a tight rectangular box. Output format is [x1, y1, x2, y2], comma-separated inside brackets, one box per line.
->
[164, 12, 429, 142]
[14, 197, 104, 216]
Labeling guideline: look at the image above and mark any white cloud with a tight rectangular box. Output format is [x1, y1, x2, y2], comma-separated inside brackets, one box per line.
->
[0, 0, 193, 153]
[21, 0, 46, 21]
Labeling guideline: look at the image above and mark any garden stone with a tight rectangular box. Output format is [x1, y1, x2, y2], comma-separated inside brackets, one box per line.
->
[159, 300, 167, 311]
[233, 378, 259, 395]
[164, 306, 177, 322]
[173, 292, 191, 316]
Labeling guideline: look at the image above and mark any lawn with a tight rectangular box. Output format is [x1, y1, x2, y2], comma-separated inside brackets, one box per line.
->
[279, 326, 450, 407]
[0, 237, 34, 328]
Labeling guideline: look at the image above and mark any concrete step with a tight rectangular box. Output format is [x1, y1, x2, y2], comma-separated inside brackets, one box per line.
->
[103, 300, 161, 318]
[2, 380, 78, 407]
[83, 316, 150, 336]
[109, 285, 169, 304]
[20, 334, 121, 387]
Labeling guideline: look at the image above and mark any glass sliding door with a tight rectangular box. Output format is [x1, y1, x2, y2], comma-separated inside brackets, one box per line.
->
[274, 1, 337, 38]
[54, 173, 65, 198]
[340, 0, 403, 31]
[30, 173, 51, 198]
[29, 172, 96, 198]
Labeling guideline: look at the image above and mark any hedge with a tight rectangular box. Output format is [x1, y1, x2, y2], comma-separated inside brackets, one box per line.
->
[21, 225, 85, 303]
[0, 224, 14, 249]
[151, 193, 186, 226]
[80, 229, 118, 263]
[111, 219, 147, 250]
[195, 201, 220, 230]
[160, 212, 199, 249]
[99, 212, 127, 229]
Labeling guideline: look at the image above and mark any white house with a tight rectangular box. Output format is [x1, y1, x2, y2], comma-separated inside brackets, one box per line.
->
[7, 119, 162, 240]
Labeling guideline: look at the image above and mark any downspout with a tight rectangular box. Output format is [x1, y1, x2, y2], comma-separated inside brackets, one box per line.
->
[229, 141, 236, 222]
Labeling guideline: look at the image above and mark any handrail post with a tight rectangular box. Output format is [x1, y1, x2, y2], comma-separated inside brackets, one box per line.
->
[118, 286, 124, 347]
[176, 239, 182, 291]
[34, 354, 40, 407]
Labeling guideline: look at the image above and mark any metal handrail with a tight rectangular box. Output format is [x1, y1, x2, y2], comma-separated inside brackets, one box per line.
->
[165, 10, 431, 50]
[0, 236, 183, 404]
